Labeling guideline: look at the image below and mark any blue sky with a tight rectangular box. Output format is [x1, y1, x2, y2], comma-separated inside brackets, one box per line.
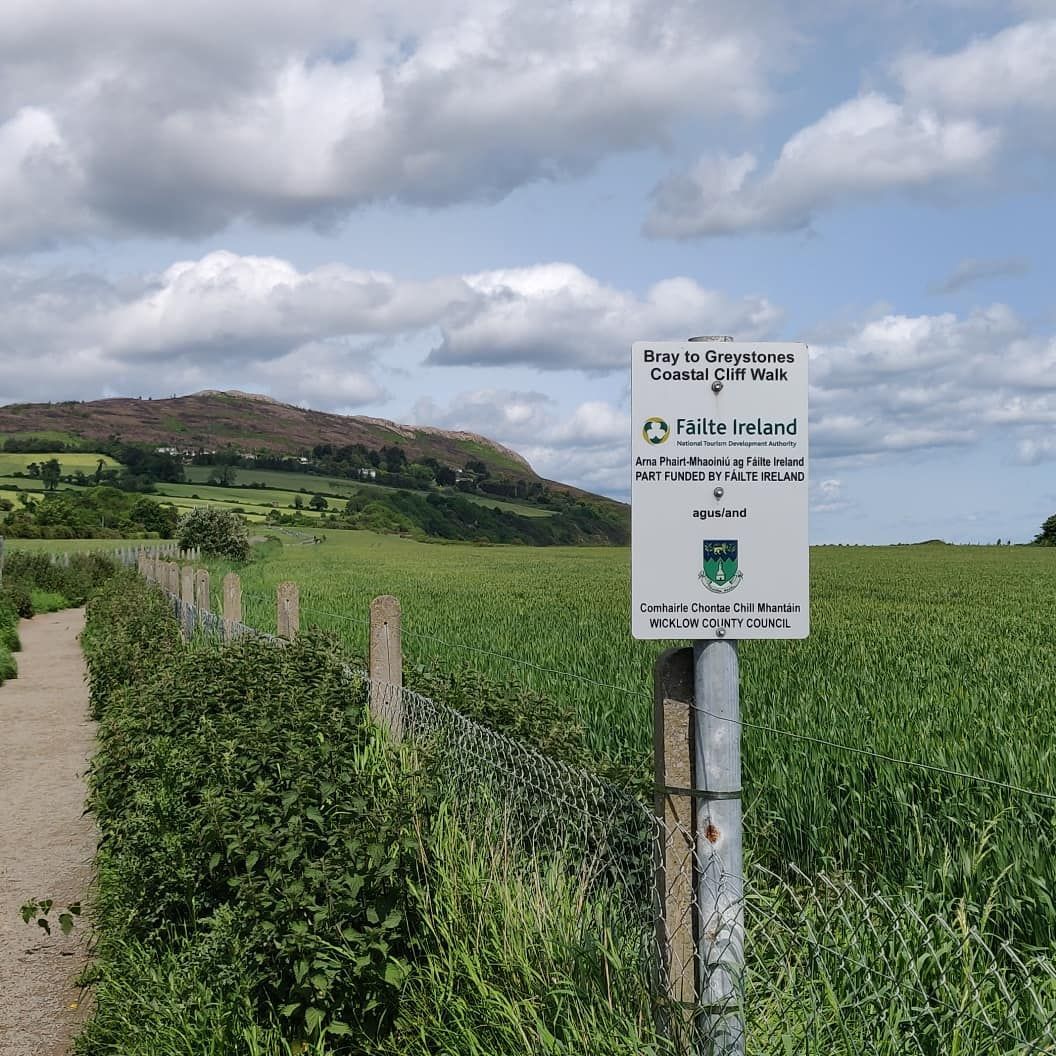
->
[0, 0, 1053, 543]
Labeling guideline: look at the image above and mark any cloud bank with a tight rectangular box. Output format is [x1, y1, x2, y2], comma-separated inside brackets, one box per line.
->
[0, 0, 781, 250]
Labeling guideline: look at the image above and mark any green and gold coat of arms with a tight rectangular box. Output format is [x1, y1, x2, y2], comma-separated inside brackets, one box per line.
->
[700, 540, 743, 593]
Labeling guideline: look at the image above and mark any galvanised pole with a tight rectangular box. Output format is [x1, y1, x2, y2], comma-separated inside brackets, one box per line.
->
[687, 334, 744, 1056]
[692, 638, 744, 1055]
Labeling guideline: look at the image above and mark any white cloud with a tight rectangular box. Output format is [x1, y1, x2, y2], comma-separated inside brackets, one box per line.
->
[0, 0, 781, 249]
[646, 92, 997, 237]
[0, 251, 777, 380]
[809, 305, 1056, 461]
[411, 388, 631, 494]
[1016, 434, 1056, 464]
[429, 264, 782, 369]
[811, 477, 854, 514]
[897, 18, 1056, 113]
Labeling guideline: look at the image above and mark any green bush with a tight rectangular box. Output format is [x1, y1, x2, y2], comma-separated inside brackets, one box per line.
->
[177, 507, 250, 561]
[0, 594, 17, 683]
[2, 577, 34, 618]
[0, 648, 15, 683]
[84, 576, 425, 1049]
[0, 595, 19, 652]
[2, 550, 118, 608]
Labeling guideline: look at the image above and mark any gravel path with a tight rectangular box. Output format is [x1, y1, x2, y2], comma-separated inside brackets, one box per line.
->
[0, 609, 95, 1056]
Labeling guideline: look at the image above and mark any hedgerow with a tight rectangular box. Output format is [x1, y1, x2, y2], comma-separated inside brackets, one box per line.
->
[78, 572, 662, 1055]
[82, 573, 426, 1050]
[0, 549, 117, 684]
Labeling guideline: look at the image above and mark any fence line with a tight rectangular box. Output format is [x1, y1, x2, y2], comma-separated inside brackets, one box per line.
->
[232, 588, 1056, 809]
[116, 547, 1056, 1054]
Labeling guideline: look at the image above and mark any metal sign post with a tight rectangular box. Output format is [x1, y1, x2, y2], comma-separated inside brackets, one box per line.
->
[634, 338, 809, 1054]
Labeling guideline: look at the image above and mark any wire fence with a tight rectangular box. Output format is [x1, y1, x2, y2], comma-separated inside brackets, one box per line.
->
[126, 549, 1056, 1054]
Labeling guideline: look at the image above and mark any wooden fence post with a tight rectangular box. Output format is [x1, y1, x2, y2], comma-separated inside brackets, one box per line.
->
[369, 595, 404, 739]
[194, 569, 210, 631]
[222, 572, 242, 641]
[654, 647, 698, 1046]
[180, 565, 195, 639]
[276, 581, 299, 639]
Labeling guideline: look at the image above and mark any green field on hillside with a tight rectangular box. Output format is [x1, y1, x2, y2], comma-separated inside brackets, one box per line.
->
[0, 451, 119, 475]
[155, 480, 327, 508]
[183, 465, 556, 518]
[0, 430, 85, 447]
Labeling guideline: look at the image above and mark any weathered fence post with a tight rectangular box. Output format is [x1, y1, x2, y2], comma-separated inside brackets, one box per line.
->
[222, 572, 242, 641]
[180, 565, 195, 639]
[276, 581, 299, 639]
[194, 569, 210, 632]
[369, 595, 404, 739]
[654, 648, 698, 1046]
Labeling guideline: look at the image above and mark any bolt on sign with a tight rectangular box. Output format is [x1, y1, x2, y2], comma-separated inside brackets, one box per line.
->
[631, 341, 810, 640]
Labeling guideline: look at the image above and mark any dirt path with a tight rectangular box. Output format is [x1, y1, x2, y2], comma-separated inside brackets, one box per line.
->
[0, 609, 95, 1056]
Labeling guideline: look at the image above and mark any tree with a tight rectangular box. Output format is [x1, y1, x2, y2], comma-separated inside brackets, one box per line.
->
[380, 445, 407, 472]
[308, 494, 328, 511]
[208, 464, 238, 486]
[40, 459, 61, 491]
[176, 508, 249, 561]
[1034, 514, 1056, 546]
[129, 497, 179, 538]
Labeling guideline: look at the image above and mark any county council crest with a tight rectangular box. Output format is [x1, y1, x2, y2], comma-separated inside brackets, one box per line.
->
[699, 540, 743, 594]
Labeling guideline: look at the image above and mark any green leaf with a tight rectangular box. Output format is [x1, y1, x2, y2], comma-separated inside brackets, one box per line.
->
[58, 913, 75, 936]
[304, 1006, 325, 1036]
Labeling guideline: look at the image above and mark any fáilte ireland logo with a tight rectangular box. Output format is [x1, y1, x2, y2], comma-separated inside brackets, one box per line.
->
[642, 417, 670, 445]
[700, 540, 743, 593]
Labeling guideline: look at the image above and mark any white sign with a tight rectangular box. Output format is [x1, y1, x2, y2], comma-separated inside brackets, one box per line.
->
[631, 340, 809, 640]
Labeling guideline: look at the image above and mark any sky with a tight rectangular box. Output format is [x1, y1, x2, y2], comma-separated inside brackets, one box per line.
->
[0, 0, 1054, 544]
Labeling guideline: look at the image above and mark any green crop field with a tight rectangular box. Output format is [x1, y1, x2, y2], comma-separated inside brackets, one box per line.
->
[0, 451, 119, 475]
[204, 536, 1056, 942]
[83, 534, 1056, 1051]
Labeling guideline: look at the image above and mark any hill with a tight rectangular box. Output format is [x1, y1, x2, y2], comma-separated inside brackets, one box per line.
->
[0, 391, 539, 477]
[0, 392, 629, 545]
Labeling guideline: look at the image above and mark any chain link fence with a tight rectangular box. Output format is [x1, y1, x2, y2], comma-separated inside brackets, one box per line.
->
[131, 552, 1056, 1055]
